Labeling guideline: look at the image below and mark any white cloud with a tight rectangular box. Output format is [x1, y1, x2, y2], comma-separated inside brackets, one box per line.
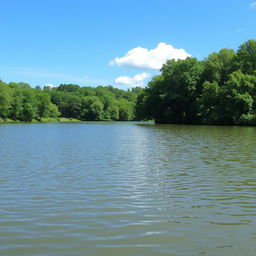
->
[110, 42, 191, 70]
[250, 2, 256, 8]
[115, 72, 150, 87]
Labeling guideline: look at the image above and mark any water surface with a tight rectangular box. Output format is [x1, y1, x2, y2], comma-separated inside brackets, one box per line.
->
[0, 122, 256, 256]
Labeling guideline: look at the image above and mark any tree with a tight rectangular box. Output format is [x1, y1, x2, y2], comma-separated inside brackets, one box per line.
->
[218, 71, 255, 124]
[80, 96, 104, 120]
[135, 75, 164, 121]
[236, 40, 256, 75]
[9, 88, 23, 120]
[50, 91, 82, 118]
[48, 103, 60, 118]
[0, 81, 11, 119]
[137, 40, 256, 125]
[146, 57, 204, 123]
[19, 89, 37, 121]
[105, 104, 119, 120]
[9, 82, 31, 89]
[117, 98, 134, 121]
[57, 84, 80, 93]
[35, 92, 52, 120]
[202, 48, 235, 85]
[198, 81, 221, 124]
[22, 102, 36, 122]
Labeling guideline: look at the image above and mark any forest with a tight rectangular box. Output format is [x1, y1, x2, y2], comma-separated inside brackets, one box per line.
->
[1, 40, 256, 125]
[0, 82, 143, 122]
[137, 40, 256, 125]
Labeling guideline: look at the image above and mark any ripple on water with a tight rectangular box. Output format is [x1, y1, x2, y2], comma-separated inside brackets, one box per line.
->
[0, 123, 256, 256]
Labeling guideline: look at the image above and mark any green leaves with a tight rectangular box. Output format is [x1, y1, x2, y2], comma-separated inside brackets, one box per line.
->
[0, 81, 11, 118]
[47, 84, 141, 121]
[236, 40, 256, 75]
[137, 40, 256, 125]
[138, 58, 203, 123]
[0, 81, 141, 122]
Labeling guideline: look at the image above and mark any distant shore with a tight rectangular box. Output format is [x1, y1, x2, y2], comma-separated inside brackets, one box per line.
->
[0, 117, 81, 124]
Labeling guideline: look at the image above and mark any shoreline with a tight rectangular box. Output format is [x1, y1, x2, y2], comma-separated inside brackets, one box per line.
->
[0, 118, 151, 124]
[0, 117, 81, 124]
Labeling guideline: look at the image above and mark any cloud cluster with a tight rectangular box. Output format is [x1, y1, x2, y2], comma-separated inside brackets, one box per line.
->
[115, 72, 150, 87]
[110, 42, 191, 70]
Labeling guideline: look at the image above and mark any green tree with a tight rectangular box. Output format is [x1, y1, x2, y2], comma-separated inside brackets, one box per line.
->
[198, 81, 221, 124]
[107, 104, 119, 120]
[9, 88, 23, 120]
[135, 75, 164, 121]
[218, 71, 255, 124]
[9, 82, 31, 89]
[48, 103, 60, 118]
[35, 92, 53, 120]
[50, 91, 82, 118]
[80, 96, 104, 120]
[0, 81, 11, 119]
[149, 57, 203, 123]
[202, 48, 235, 85]
[19, 89, 37, 121]
[57, 84, 80, 93]
[236, 40, 256, 75]
[22, 102, 36, 121]
[117, 98, 134, 121]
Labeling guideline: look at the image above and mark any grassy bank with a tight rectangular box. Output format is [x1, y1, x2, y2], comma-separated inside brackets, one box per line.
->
[0, 117, 81, 124]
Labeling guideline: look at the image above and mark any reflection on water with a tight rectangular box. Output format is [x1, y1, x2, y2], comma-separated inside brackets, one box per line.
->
[0, 122, 256, 256]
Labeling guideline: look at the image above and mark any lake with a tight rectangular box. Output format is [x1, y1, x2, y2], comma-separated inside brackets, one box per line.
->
[0, 122, 256, 256]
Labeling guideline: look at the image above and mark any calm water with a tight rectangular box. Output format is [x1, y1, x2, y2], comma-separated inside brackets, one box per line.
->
[0, 122, 256, 256]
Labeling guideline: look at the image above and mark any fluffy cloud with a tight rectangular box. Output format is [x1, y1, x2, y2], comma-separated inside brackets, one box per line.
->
[115, 72, 150, 87]
[110, 42, 191, 70]
[250, 2, 256, 8]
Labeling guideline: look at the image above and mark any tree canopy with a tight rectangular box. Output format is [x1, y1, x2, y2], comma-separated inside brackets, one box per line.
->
[2, 40, 256, 125]
[137, 40, 256, 125]
[0, 81, 143, 122]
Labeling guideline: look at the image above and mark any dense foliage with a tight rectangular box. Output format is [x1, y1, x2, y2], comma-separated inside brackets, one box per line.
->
[1, 40, 256, 125]
[0, 81, 142, 122]
[137, 40, 256, 125]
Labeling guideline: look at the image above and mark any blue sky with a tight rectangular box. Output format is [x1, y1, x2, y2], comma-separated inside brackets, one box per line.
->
[0, 0, 255, 89]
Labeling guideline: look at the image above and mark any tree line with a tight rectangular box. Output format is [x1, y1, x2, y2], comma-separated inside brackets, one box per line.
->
[0, 81, 143, 122]
[137, 40, 256, 125]
[1, 40, 256, 125]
